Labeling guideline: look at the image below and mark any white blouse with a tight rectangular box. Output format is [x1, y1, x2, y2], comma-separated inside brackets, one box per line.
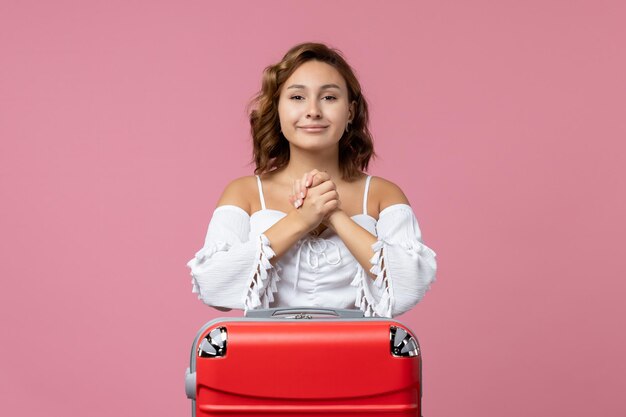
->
[187, 176, 437, 317]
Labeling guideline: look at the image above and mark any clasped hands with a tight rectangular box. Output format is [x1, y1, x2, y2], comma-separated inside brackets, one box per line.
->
[287, 169, 341, 232]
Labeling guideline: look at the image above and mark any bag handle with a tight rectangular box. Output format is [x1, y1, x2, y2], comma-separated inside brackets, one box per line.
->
[245, 307, 365, 319]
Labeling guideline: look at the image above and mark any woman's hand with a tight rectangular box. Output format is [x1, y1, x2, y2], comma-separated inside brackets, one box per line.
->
[262, 171, 338, 262]
[289, 169, 329, 208]
[289, 170, 340, 232]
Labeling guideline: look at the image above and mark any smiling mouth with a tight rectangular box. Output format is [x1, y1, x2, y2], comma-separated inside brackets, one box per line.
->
[299, 126, 329, 132]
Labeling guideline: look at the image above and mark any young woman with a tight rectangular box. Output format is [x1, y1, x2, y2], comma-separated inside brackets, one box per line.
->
[187, 42, 437, 317]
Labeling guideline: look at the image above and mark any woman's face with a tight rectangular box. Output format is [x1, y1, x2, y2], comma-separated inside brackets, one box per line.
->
[277, 60, 355, 152]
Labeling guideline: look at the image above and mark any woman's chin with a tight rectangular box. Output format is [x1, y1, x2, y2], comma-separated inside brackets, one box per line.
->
[290, 141, 339, 153]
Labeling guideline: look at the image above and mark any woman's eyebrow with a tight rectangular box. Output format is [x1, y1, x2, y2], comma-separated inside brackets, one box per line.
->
[286, 83, 342, 90]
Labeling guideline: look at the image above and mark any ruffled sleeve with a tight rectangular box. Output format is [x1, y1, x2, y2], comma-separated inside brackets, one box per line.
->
[186, 205, 281, 313]
[351, 204, 437, 318]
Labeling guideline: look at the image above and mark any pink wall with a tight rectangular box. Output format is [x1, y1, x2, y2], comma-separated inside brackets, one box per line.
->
[1, 1, 625, 416]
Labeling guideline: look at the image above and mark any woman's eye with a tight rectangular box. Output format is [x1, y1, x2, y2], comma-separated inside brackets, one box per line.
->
[289, 95, 336, 101]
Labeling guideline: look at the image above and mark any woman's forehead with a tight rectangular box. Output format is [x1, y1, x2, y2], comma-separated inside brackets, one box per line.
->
[284, 61, 347, 90]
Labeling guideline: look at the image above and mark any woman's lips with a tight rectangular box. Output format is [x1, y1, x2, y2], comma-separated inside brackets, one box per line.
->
[299, 126, 328, 133]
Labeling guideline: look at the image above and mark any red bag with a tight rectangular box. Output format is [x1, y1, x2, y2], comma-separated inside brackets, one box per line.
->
[185, 307, 423, 417]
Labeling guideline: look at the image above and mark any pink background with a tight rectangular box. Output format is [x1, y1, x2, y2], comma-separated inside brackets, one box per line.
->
[1, 1, 625, 416]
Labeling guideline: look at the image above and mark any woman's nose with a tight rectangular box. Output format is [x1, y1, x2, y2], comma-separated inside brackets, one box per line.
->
[306, 102, 322, 118]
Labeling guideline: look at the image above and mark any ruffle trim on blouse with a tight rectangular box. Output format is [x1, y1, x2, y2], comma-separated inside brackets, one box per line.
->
[350, 238, 438, 318]
[243, 234, 281, 314]
[189, 241, 231, 298]
[350, 240, 394, 318]
[401, 239, 437, 300]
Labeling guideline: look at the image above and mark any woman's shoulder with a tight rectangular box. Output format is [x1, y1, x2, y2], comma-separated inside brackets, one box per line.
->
[369, 175, 411, 214]
[215, 175, 259, 215]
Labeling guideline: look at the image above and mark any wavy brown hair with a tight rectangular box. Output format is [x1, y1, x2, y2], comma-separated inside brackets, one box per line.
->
[248, 42, 375, 181]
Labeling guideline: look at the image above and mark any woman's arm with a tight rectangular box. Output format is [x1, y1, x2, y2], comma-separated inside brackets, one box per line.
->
[327, 177, 410, 278]
[326, 211, 377, 276]
[330, 177, 436, 318]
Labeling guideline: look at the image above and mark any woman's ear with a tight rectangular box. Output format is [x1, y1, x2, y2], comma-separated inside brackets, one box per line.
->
[349, 100, 357, 123]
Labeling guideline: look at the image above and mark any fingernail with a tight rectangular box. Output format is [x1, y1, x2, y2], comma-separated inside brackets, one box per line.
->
[294, 200, 301, 208]
[300, 192, 305, 198]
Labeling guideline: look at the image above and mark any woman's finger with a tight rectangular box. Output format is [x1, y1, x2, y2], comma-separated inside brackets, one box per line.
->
[310, 171, 331, 187]
[296, 178, 303, 199]
[290, 192, 302, 209]
[300, 173, 308, 198]
[322, 198, 340, 214]
[319, 189, 340, 205]
[309, 178, 336, 196]
[305, 169, 320, 187]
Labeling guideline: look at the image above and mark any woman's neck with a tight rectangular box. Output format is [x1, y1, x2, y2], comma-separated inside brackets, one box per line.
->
[282, 146, 342, 181]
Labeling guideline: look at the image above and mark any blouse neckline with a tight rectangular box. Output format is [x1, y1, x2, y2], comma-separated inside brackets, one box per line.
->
[250, 208, 378, 223]
[213, 203, 413, 221]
